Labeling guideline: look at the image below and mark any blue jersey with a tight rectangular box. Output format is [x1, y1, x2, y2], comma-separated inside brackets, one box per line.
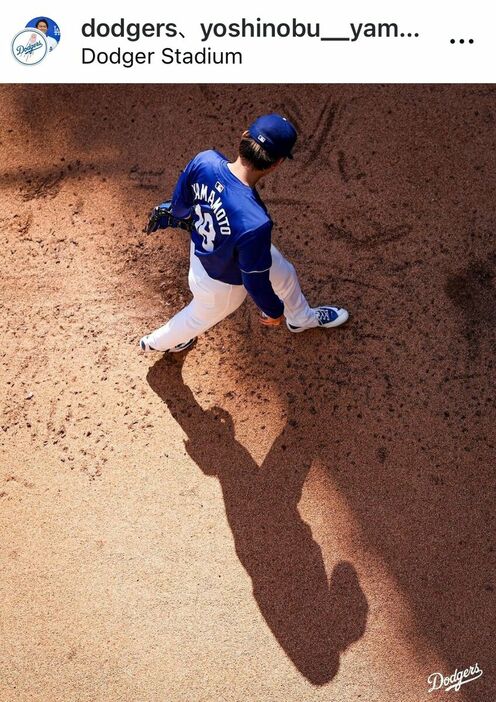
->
[171, 150, 284, 318]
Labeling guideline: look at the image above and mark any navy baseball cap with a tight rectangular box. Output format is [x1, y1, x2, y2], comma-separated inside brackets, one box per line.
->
[248, 114, 297, 159]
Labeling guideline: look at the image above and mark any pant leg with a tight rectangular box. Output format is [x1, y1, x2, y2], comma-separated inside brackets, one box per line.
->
[269, 245, 317, 328]
[146, 244, 247, 351]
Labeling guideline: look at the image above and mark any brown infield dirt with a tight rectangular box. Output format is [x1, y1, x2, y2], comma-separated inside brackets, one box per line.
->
[0, 85, 494, 702]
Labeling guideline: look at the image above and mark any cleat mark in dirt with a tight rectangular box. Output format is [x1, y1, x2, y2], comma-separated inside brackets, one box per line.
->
[326, 222, 412, 248]
[129, 164, 165, 190]
[21, 171, 64, 201]
[3, 160, 87, 201]
[337, 150, 349, 182]
[300, 98, 339, 170]
[337, 150, 366, 184]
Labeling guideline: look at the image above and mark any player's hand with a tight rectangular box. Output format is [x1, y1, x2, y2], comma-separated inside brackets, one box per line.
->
[144, 201, 172, 234]
[144, 201, 193, 235]
[259, 313, 284, 327]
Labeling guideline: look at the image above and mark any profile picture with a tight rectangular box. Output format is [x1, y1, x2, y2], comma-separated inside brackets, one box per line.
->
[25, 17, 60, 52]
[11, 29, 48, 65]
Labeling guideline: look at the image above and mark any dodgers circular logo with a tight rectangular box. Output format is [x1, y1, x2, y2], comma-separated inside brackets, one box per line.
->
[11, 28, 48, 65]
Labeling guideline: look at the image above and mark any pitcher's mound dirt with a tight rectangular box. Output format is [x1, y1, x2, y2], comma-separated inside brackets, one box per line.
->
[0, 85, 494, 702]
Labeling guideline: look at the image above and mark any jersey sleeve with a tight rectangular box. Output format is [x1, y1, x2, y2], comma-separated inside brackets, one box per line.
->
[241, 270, 284, 319]
[171, 156, 196, 219]
[237, 222, 273, 274]
[237, 223, 284, 318]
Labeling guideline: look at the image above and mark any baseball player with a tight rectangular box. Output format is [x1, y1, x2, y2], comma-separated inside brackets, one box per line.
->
[34, 19, 58, 51]
[140, 114, 348, 353]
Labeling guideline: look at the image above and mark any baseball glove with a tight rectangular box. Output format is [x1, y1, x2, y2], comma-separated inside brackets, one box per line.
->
[144, 201, 193, 234]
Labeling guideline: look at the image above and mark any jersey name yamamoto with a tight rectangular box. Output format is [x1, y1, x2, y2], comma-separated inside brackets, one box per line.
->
[171, 150, 274, 285]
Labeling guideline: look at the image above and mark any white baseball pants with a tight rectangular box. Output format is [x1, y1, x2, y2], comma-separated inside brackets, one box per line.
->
[145, 242, 318, 351]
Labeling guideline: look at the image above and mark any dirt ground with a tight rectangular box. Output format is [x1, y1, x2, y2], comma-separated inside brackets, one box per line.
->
[0, 85, 494, 702]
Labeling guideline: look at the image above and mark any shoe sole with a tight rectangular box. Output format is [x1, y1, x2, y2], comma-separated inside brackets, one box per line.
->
[169, 338, 196, 353]
[140, 337, 197, 353]
[287, 309, 349, 333]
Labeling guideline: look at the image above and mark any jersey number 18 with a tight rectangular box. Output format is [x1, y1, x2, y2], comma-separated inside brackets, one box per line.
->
[194, 204, 216, 252]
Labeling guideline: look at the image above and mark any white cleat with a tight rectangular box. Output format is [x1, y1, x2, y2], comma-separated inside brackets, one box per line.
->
[139, 336, 197, 353]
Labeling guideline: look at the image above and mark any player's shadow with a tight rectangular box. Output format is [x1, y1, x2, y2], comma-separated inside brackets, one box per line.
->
[147, 354, 368, 685]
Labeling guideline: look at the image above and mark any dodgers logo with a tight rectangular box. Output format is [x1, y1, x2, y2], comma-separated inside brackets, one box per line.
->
[11, 29, 48, 65]
[427, 663, 483, 693]
[11, 17, 61, 66]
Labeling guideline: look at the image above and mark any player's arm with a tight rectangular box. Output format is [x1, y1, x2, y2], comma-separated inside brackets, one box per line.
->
[171, 156, 197, 219]
[242, 271, 284, 322]
[237, 224, 284, 322]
